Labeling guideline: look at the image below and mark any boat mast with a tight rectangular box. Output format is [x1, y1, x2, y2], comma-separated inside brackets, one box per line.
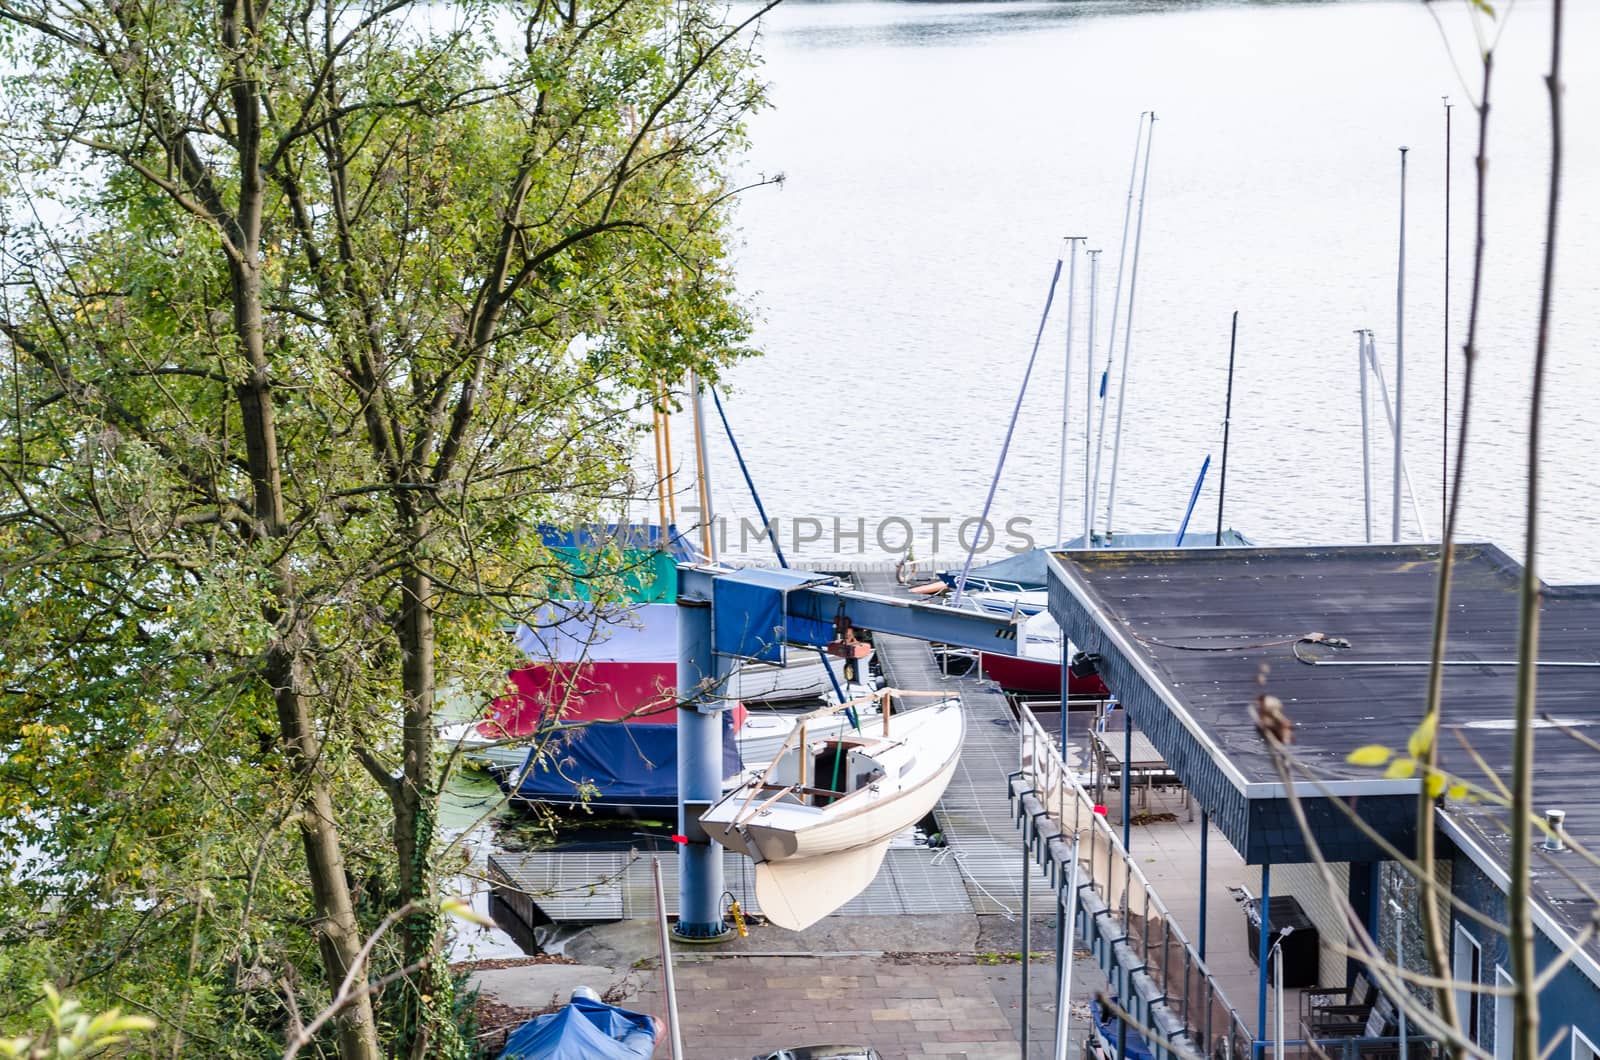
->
[1358, 329, 1373, 543]
[659, 380, 679, 527]
[1215, 311, 1238, 546]
[1365, 331, 1428, 537]
[689, 371, 718, 561]
[1089, 113, 1147, 535]
[1083, 248, 1101, 546]
[1393, 146, 1408, 543]
[653, 392, 670, 532]
[1056, 236, 1085, 546]
[1104, 112, 1157, 537]
[1442, 98, 1453, 530]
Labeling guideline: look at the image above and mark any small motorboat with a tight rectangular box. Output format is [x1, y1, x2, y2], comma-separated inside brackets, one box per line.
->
[699, 690, 965, 931]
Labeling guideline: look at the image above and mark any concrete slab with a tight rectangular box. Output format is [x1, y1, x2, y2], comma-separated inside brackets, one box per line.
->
[557, 912, 982, 969]
[469, 963, 620, 1010]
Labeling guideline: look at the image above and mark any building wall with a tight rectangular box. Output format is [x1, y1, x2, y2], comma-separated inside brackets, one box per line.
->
[1242, 861, 1350, 988]
[1374, 857, 1453, 1014]
[1448, 842, 1600, 1055]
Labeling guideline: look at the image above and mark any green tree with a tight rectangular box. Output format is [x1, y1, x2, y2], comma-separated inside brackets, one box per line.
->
[0, 0, 773, 1054]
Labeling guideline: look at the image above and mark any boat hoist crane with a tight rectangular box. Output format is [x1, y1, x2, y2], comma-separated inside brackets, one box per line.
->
[671, 564, 1026, 940]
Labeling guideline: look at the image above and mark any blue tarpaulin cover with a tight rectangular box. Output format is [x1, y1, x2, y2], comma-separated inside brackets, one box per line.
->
[498, 997, 659, 1059]
[505, 716, 743, 811]
[537, 522, 698, 562]
[712, 567, 834, 662]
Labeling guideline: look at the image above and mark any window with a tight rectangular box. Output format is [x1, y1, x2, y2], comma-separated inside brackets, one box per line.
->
[1575, 1028, 1600, 1060]
[1493, 967, 1513, 1060]
[1452, 924, 1482, 1045]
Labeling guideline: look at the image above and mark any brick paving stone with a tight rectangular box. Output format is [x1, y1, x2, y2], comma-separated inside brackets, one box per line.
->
[606, 954, 1032, 1060]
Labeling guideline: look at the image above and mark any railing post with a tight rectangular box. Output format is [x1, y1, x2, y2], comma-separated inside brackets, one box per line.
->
[1199, 810, 1209, 961]
[1021, 804, 1032, 1058]
[1255, 861, 1272, 1060]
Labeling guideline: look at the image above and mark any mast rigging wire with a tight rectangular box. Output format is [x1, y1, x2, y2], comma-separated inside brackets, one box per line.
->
[951, 245, 1068, 606]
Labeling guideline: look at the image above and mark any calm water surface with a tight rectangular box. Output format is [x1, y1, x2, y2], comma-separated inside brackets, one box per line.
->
[682, 0, 1600, 581]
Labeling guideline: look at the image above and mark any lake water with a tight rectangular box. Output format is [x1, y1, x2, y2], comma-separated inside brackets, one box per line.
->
[464, 0, 1600, 960]
[678, 0, 1600, 582]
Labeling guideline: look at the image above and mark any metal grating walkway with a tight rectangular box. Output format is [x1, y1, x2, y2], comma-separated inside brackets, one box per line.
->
[489, 843, 975, 921]
[855, 570, 1054, 916]
[488, 569, 1050, 925]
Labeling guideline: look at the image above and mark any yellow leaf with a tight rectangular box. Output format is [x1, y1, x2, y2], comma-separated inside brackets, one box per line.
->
[1447, 783, 1470, 801]
[441, 898, 492, 928]
[1425, 773, 1446, 799]
[1408, 712, 1438, 759]
[1347, 745, 1393, 767]
[1385, 758, 1417, 780]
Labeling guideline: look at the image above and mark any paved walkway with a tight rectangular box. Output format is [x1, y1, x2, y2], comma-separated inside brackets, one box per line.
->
[625, 954, 1021, 1059]
[469, 912, 1106, 1059]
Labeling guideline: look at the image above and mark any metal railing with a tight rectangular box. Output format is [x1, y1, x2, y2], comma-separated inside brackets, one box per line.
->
[1015, 703, 1254, 1059]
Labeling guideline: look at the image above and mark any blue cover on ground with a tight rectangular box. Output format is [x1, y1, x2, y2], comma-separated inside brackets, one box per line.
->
[499, 997, 658, 1059]
[505, 716, 743, 811]
[712, 567, 834, 662]
[1089, 997, 1153, 1060]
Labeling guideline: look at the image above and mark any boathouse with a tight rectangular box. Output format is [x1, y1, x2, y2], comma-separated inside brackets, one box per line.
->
[1019, 542, 1600, 1057]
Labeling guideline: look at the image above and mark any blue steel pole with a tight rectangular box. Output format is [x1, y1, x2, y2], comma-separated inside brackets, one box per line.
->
[675, 597, 729, 940]
[1122, 715, 1132, 850]
[1056, 645, 1070, 1007]
[1256, 861, 1271, 1059]
[1060, 641, 1071, 759]
[1198, 811, 1209, 961]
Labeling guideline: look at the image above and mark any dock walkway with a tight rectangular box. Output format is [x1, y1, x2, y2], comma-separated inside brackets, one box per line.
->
[489, 568, 1049, 923]
[853, 569, 1052, 916]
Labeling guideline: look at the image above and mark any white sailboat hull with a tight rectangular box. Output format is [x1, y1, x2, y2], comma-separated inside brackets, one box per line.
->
[753, 844, 891, 931]
[712, 745, 960, 864]
[729, 651, 861, 703]
[699, 700, 965, 929]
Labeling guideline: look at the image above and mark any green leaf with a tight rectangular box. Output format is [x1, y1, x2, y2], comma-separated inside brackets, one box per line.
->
[1347, 745, 1393, 767]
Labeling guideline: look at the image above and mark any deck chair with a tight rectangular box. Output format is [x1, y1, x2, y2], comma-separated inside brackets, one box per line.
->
[1352, 994, 1404, 1060]
[1302, 974, 1376, 1038]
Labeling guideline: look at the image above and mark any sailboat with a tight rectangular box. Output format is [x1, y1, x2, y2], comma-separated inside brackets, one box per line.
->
[698, 690, 964, 931]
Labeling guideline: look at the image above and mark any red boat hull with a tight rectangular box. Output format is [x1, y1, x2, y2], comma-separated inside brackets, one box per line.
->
[481, 662, 716, 739]
[979, 653, 1108, 696]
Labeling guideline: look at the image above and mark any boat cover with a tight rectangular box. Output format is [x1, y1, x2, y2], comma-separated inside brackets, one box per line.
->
[498, 996, 659, 1060]
[480, 661, 680, 739]
[503, 711, 745, 811]
[946, 531, 1253, 591]
[711, 567, 835, 663]
[514, 602, 678, 664]
[538, 522, 697, 603]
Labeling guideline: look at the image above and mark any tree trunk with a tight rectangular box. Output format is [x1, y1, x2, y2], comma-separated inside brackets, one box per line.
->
[392, 561, 463, 1059]
[269, 648, 384, 1060]
[231, 249, 382, 1060]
